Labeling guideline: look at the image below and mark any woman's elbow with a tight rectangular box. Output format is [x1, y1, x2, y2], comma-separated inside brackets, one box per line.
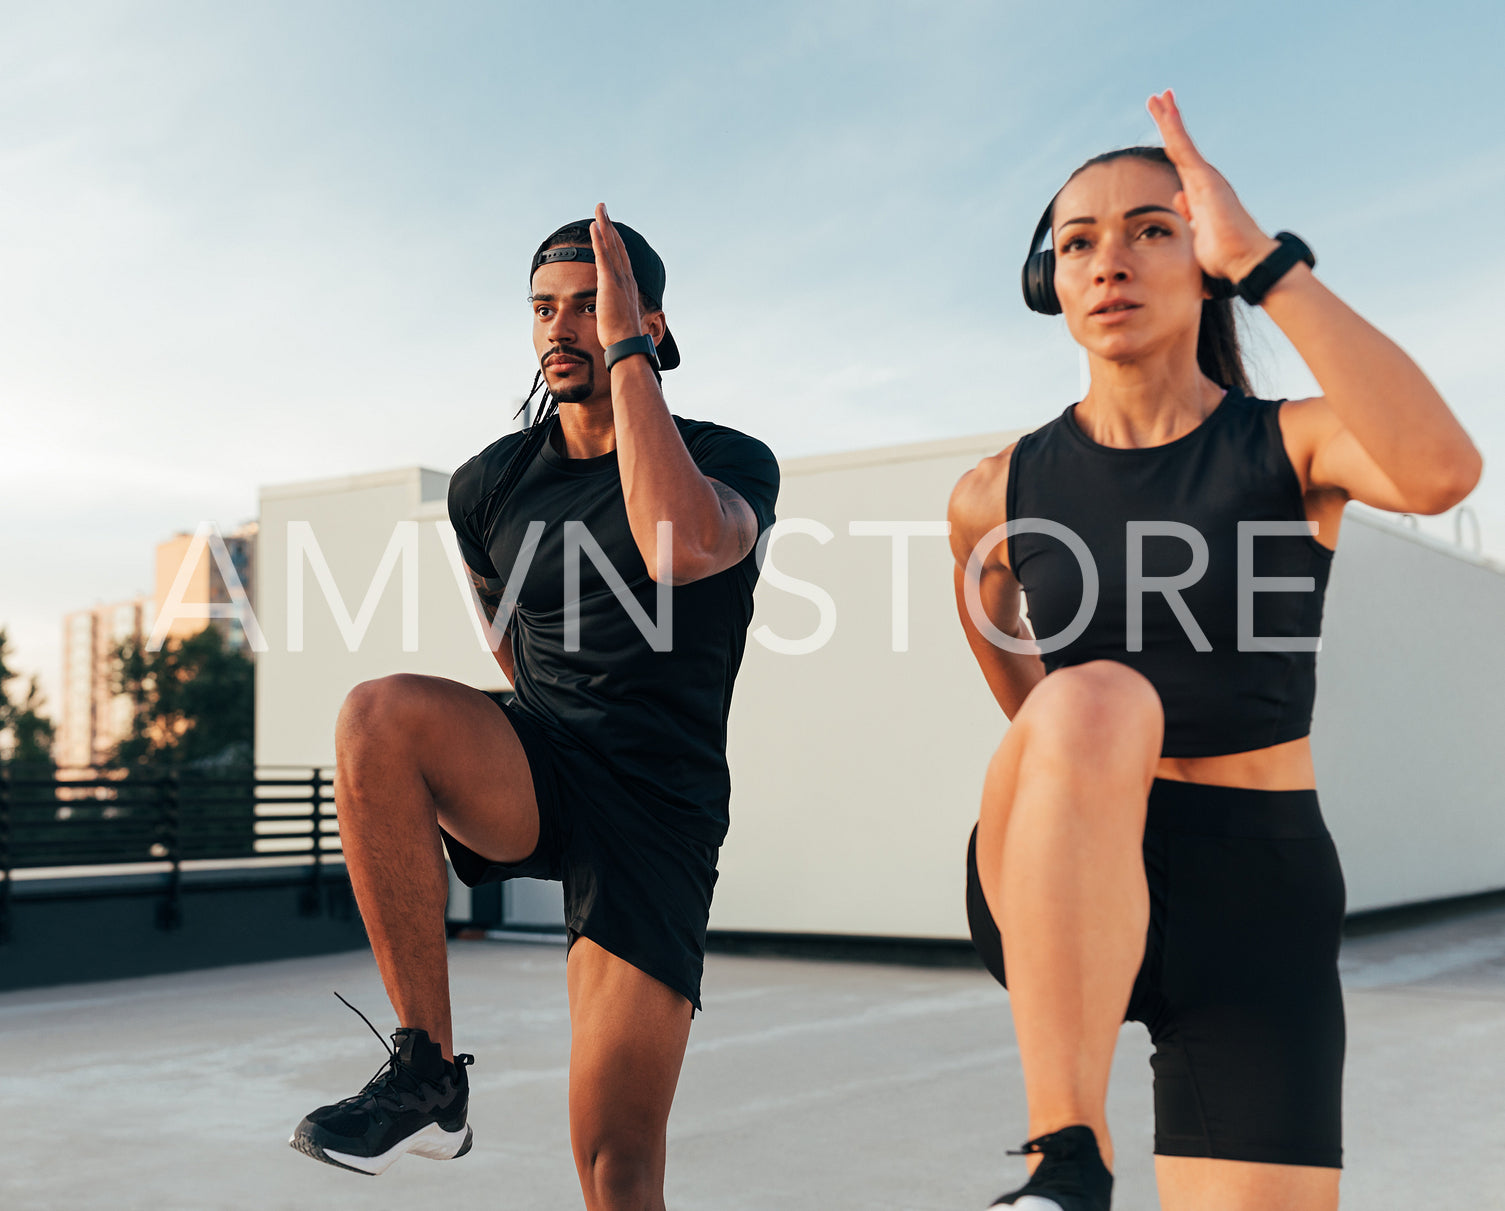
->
[1456, 445, 1485, 502]
[1415, 446, 1484, 515]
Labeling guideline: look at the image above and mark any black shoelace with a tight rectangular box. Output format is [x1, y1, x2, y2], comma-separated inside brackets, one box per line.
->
[331, 991, 473, 1113]
[1001, 1128, 1095, 1199]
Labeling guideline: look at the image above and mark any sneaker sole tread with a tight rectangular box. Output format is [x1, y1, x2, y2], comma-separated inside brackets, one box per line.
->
[289, 1119, 473, 1176]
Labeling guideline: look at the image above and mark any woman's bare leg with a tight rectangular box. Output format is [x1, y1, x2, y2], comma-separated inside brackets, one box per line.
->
[974, 660, 1163, 1170]
[1156, 1156, 1339, 1211]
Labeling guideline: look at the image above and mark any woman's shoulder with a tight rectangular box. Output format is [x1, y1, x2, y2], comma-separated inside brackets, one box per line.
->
[1220, 386, 1326, 445]
[949, 437, 1027, 549]
[948, 441, 1017, 566]
[950, 409, 1075, 521]
[953, 440, 1016, 504]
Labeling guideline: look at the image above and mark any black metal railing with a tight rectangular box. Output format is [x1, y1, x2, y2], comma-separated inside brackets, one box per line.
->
[0, 766, 340, 942]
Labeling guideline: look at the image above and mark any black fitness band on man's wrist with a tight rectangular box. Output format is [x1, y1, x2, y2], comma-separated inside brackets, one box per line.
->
[604, 334, 660, 372]
[1235, 232, 1316, 306]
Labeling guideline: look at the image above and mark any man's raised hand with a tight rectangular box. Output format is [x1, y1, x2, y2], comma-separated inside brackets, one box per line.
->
[590, 202, 646, 349]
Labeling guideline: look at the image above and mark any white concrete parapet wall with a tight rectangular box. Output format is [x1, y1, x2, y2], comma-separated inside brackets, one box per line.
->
[715, 433, 1021, 938]
[255, 466, 501, 768]
[1313, 508, 1505, 912]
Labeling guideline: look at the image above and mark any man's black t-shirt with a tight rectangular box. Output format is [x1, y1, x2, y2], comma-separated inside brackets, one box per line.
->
[447, 415, 779, 846]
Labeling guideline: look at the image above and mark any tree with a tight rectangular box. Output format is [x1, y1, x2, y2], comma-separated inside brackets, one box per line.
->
[112, 627, 253, 769]
[0, 627, 56, 770]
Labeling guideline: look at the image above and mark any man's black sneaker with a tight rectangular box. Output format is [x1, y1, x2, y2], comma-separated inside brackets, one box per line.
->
[290, 1004, 476, 1177]
[989, 1125, 1113, 1210]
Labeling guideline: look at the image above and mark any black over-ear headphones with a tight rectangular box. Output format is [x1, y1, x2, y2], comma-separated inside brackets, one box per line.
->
[1021, 203, 1062, 315]
[1020, 198, 1239, 316]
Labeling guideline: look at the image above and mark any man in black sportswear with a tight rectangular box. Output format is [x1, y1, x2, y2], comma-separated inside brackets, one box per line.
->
[290, 205, 779, 1209]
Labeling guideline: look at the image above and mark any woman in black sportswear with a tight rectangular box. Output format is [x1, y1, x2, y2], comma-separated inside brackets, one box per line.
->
[947, 90, 1481, 1211]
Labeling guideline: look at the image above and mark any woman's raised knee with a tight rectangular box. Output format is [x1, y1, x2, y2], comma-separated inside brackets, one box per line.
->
[1014, 661, 1164, 769]
[1023, 661, 1160, 731]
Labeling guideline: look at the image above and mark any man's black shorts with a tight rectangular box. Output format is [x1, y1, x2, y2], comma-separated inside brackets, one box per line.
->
[966, 778, 1347, 1169]
[440, 698, 719, 1011]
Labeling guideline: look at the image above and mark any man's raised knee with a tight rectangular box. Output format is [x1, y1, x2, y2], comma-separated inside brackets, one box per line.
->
[337, 673, 433, 756]
[344, 670, 427, 737]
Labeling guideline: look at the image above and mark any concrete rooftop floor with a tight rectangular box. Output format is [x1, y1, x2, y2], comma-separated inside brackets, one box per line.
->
[3, 903, 1504, 1211]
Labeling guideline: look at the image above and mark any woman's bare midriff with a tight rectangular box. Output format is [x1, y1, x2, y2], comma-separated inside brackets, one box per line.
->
[1155, 734, 1317, 791]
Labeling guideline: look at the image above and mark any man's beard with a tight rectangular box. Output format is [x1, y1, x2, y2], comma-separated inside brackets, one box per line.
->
[542, 346, 595, 404]
[549, 376, 594, 404]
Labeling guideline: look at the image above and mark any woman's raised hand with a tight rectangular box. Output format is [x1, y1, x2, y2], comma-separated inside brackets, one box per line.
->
[1147, 90, 1279, 285]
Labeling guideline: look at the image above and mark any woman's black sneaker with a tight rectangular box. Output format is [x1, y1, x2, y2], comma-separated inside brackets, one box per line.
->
[989, 1125, 1113, 1210]
[289, 997, 476, 1176]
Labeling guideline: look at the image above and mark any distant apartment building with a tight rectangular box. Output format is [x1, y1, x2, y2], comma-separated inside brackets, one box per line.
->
[57, 522, 258, 768]
[57, 598, 153, 769]
[153, 522, 258, 650]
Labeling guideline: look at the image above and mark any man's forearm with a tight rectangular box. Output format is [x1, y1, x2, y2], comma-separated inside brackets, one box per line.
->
[492, 632, 515, 684]
[467, 564, 516, 683]
[609, 356, 725, 577]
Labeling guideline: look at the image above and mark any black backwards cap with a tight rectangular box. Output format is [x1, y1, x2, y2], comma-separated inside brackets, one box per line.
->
[531, 219, 680, 370]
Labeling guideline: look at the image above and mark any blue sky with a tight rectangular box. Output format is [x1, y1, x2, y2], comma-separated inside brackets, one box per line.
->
[3, 0, 1503, 704]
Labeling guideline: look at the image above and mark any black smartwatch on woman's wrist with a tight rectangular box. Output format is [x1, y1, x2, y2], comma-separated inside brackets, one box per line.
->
[1235, 232, 1316, 306]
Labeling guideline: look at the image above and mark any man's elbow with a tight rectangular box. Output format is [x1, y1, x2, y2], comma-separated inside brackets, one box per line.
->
[645, 541, 717, 585]
[643, 518, 729, 585]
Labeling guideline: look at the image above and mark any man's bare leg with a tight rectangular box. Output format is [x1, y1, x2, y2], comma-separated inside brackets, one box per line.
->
[335, 672, 540, 1058]
[566, 937, 693, 1211]
[974, 660, 1162, 1170]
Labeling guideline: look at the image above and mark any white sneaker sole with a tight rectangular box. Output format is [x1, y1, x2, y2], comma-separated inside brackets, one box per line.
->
[1010, 1199, 1066, 1210]
[292, 1120, 473, 1176]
